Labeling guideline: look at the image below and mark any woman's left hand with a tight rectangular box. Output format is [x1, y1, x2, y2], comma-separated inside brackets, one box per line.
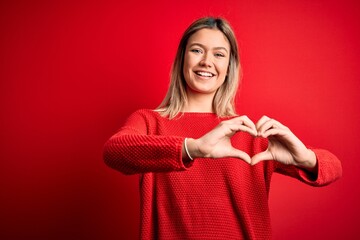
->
[251, 116, 317, 171]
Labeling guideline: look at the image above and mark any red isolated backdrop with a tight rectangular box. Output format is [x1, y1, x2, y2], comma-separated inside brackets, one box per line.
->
[1, 0, 359, 239]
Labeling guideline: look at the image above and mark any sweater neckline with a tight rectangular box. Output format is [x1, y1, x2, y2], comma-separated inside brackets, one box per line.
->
[176, 111, 224, 119]
[181, 111, 217, 115]
[149, 109, 227, 119]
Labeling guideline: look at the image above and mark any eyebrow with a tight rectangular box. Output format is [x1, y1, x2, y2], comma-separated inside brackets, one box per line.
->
[188, 43, 229, 54]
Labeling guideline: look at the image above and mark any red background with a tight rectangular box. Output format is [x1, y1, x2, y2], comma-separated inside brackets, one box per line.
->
[1, 0, 359, 239]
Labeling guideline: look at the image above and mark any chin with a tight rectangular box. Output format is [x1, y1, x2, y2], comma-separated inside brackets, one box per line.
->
[188, 86, 219, 95]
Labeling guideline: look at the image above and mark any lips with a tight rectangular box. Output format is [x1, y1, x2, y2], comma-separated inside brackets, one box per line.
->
[194, 71, 215, 77]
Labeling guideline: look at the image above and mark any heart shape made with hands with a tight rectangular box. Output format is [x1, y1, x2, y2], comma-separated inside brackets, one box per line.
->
[205, 115, 315, 168]
[231, 115, 283, 165]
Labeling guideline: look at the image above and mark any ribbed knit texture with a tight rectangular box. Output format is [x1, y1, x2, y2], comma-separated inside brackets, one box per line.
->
[103, 109, 342, 240]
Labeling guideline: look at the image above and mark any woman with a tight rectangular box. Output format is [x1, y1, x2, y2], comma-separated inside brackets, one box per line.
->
[103, 17, 342, 239]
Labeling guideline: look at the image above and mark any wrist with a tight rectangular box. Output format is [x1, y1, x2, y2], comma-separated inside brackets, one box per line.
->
[298, 149, 318, 173]
[184, 138, 194, 161]
[184, 138, 202, 159]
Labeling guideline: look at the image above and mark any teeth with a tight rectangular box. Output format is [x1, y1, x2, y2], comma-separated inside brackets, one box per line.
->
[196, 71, 213, 77]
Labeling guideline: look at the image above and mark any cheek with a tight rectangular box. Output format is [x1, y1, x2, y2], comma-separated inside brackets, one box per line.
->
[185, 56, 198, 69]
[218, 61, 229, 76]
[183, 54, 193, 73]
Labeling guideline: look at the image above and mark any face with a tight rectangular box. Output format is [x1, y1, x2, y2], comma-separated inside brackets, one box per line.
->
[183, 28, 230, 96]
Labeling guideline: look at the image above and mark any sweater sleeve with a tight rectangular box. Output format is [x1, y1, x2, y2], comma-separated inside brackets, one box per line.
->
[103, 110, 190, 175]
[274, 148, 342, 187]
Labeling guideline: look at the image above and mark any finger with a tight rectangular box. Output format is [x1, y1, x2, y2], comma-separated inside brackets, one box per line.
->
[228, 116, 255, 129]
[240, 116, 257, 134]
[261, 128, 289, 138]
[255, 115, 271, 130]
[228, 116, 257, 136]
[257, 118, 286, 137]
[251, 150, 273, 165]
[228, 124, 257, 137]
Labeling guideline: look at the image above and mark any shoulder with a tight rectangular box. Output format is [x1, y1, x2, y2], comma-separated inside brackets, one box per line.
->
[120, 109, 165, 134]
[125, 109, 167, 125]
[129, 109, 163, 120]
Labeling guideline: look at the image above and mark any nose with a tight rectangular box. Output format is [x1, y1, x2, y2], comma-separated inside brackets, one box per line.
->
[199, 53, 212, 67]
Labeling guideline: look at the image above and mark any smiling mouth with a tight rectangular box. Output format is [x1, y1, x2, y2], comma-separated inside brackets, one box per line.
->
[195, 71, 215, 77]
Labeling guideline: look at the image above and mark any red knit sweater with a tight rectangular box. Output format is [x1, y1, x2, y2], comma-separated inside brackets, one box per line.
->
[103, 109, 342, 240]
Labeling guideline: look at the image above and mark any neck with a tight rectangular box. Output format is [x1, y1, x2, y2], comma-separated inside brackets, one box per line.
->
[182, 90, 215, 113]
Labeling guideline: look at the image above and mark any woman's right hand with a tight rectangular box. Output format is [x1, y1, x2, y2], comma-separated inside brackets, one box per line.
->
[185, 116, 257, 164]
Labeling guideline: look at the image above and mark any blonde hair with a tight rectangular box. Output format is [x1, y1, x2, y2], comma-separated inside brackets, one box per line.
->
[156, 17, 241, 119]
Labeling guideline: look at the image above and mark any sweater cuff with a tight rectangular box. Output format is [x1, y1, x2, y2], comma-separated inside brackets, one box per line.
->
[297, 148, 342, 187]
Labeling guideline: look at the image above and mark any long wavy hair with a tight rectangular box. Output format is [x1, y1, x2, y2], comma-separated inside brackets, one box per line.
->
[156, 17, 241, 119]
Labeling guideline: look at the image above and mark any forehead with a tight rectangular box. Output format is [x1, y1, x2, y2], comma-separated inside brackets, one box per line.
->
[187, 28, 230, 50]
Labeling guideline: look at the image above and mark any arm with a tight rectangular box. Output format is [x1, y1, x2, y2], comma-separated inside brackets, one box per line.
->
[104, 112, 259, 174]
[103, 110, 189, 174]
[179, 115, 258, 163]
[251, 116, 342, 186]
[275, 148, 342, 186]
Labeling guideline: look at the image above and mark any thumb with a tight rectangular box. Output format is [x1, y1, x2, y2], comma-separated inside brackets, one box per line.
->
[228, 148, 251, 164]
[251, 150, 273, 166]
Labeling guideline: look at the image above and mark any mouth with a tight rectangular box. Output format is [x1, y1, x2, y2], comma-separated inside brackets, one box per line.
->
[194, 71, 215, 78]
